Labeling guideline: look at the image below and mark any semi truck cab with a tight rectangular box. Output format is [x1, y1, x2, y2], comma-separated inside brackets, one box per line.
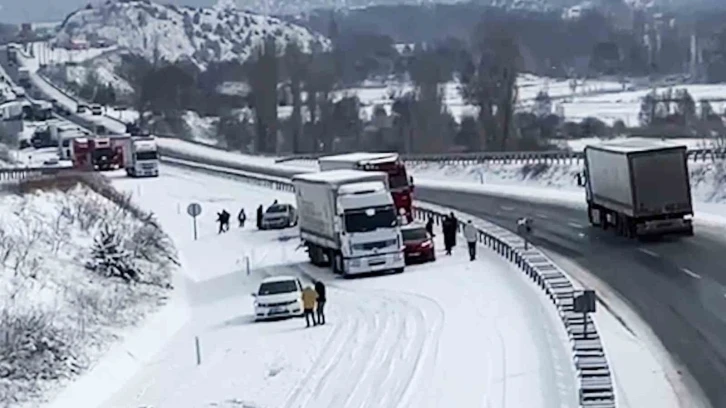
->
[336, 181, 405, 275]
[125, 138, 159, 177]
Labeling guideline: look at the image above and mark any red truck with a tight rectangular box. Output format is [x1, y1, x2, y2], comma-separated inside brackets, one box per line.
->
[71, 137, 123, 171]
[71, 138, 92, 169]
[318, 152, 415, 220]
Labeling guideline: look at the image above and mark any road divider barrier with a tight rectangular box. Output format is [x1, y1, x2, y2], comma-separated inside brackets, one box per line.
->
[159, 155, 617, 408]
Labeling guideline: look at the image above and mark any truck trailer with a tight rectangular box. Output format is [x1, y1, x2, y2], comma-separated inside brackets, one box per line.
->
[584, 138, 693, 238]
[318, 152, 415, 221]
[292, 169, 406, 276]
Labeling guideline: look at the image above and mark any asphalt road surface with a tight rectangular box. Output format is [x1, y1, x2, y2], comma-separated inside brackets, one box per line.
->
[416, 185, 726, 408]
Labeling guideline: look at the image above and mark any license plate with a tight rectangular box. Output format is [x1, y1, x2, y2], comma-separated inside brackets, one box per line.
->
[271, 307, 284, 314]
[368, 258, 385, 265]
[409, 252, 420, 256]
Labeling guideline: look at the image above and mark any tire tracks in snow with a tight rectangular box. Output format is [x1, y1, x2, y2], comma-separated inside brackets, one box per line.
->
[283, 265, 444, 408]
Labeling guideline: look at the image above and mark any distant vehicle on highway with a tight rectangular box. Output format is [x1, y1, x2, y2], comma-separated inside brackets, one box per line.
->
[253, 276, 304, 321]
[401, 222, 435, 264]
[11, 86, 25, 97]
[76, 104, 88, 114]
[90, 104, 103, 115]
[261, 203, 298, 230]
[583, 138, 693, 238]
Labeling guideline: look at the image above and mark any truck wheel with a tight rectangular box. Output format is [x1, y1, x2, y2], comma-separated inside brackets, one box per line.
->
[332, 253, 344, 275]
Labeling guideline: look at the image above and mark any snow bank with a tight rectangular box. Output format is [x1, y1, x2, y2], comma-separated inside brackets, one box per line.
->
[0, 175, 177, 407]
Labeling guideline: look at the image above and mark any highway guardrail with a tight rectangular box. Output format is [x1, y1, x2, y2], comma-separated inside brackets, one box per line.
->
[159, 154, 616, 408]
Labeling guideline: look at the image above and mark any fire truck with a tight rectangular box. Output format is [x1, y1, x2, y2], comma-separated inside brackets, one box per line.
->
[318, 152, 415, 220]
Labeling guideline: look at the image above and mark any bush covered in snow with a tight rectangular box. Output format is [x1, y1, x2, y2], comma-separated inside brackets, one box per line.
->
[0, 175, 177, 406]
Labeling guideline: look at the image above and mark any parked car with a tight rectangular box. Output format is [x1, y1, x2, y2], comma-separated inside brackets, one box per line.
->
[253, 276, 304, 321]
[261, 203, 298, 230]
[401, 222, 435, 264]
[90, 104, 103, 115]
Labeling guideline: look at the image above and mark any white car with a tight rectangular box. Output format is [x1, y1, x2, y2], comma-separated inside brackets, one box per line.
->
[253, 276, 304, 321]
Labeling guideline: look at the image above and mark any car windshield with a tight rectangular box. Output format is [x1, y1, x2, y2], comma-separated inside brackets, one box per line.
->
[267, 205, 286, 213]
[136, 151, 158, 161]
[258, 280, 298, 295]
[402, 227, 428, 242]
[344, 205, 398, 233]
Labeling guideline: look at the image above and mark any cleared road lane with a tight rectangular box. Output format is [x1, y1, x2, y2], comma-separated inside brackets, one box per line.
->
[416, 185, 725, 408]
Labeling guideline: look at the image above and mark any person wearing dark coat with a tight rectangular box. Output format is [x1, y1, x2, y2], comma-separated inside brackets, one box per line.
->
[442, 216, 454, 255]
[256, 205, 264, 230]
[238, 208, 247, 228]
[425, 216, 435, 237]
[449, 212, 458, 247]
[221, 210, 231, 232]
[216, 211, 225, 234]
[314, 280, 326, 325]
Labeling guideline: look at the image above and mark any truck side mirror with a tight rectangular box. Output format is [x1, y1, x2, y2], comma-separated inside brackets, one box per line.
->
[409, 176, 414, 186]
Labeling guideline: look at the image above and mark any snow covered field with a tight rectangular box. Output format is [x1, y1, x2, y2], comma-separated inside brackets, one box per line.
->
[0, 177, 176, 407]
[75, 163, 586, 408]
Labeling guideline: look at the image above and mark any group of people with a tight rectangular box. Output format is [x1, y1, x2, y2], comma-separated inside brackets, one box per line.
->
[301, 280, 326, 327]
[432, 212, 479, 261]
[215, 208, 248, 233]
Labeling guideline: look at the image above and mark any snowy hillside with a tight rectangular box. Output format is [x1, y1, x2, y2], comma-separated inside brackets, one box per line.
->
[53, 0, 330, 68]
[0, 177, 177, 407]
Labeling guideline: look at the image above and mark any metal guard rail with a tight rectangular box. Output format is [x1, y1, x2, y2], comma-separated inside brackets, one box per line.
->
[276, 148, 726, 165]
[160, 155, 616, 408]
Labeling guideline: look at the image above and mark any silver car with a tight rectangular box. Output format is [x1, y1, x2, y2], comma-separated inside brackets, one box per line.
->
[261, 203, 298, 230]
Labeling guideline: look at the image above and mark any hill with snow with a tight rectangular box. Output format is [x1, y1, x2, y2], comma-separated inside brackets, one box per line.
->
[53, 0, 330, 69]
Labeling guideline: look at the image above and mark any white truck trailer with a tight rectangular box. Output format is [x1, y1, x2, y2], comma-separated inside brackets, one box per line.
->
[124, 137, 159, 177]
[584, 138, 693, 238]
[292, 169, 406, 276]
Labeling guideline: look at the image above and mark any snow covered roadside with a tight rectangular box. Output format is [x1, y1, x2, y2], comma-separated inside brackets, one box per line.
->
[101, 163, 581, 407]
[0, 175, 177, 408]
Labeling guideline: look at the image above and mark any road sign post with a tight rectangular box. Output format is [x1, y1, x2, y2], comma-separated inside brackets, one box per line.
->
[186, 203, 202, 241]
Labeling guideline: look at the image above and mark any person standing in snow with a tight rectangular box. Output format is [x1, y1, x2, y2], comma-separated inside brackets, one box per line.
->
[314, 280, 326, 325]
[463, 220, 478, 261]
[425, 216, 435, 237]
[222, 210, 231, 232]
[216, 211, 224, 234]
[256, 205, 264, 230]
[301, 285, 318, 327]
[238, 208, 247, 228]
[442, 215, 455, 255]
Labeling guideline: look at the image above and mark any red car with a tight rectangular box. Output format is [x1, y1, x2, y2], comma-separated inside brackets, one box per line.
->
[401, 222, 435, 264]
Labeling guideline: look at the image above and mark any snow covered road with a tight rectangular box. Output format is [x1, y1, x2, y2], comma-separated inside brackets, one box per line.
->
[94, 163, 579, 408]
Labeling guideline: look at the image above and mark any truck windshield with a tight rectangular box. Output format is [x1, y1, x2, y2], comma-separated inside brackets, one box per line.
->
[136, 151, 158, 161]
[344, 205, 398, 233]
[388, 170, 409, 189]
[93, 148, 113, 159]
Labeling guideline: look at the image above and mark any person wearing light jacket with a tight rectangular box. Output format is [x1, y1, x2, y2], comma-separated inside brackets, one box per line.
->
[463, 220, 478, 261]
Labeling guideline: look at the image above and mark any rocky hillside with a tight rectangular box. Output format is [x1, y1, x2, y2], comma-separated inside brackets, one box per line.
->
[53, 0, 330, 69]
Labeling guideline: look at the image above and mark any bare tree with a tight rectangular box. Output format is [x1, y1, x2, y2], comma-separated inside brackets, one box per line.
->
[283, 41, 308, 153]
[247, 36, 279, 153]
[461, 21, 521, 151]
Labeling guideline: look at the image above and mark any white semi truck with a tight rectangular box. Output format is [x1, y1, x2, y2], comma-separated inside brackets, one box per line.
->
[124, 137, 159, 177]
[584, 138, 693, 238]
[292, 169, 406, 276]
